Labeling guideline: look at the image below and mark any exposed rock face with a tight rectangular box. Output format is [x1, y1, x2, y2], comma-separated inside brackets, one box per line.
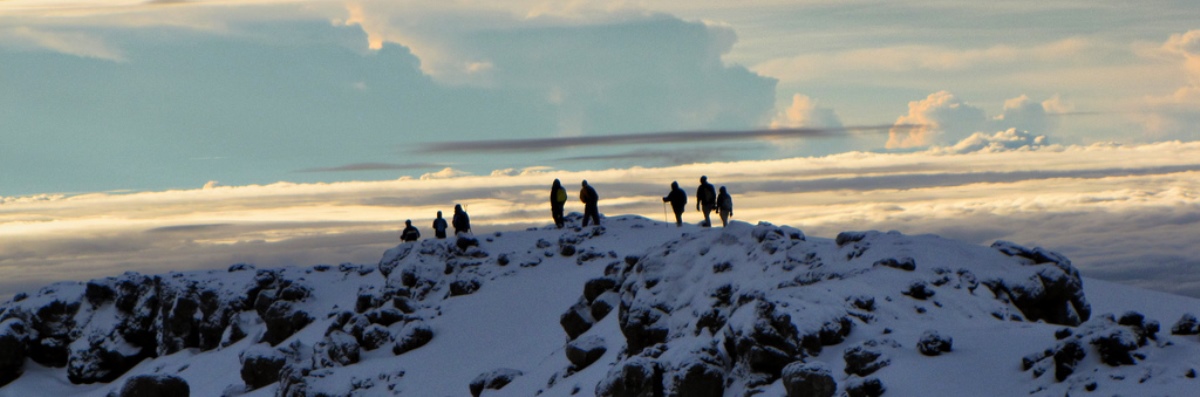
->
[0, 319, 28, 387]
[117, 374, 189, 397]
[261, 301, 314, 346]
[596, 358, 664, 397]
[393, 322, 434, 355]
[917, 330, 953, 356]
[988, 241, 1091, 326]
[844, 377, 885, 397]
[566, 336, 608, 369]
[781, 362, 836, 397]
[240, 345, 287, 390]
[468, 368, 523, 397]
[843, 341, 890, 377]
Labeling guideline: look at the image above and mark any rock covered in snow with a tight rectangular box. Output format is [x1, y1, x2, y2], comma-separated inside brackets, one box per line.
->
[468, 368, 522, 397]
[116, 374, 189, 397]
[917, 330, 953, 356]
[781, 361, 836, 397]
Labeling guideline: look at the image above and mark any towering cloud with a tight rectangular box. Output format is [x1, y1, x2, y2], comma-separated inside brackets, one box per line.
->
[887, 91, 987, 149]
[889, 91, 1064, 149]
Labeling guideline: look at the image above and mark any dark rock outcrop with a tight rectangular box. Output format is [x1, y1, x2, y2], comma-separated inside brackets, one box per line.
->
[988, 241, 1091, 326]
[781, 362, 836, 397]
[917, 330, 953, 356]
[240, 345, 286, 390]
[117, 374, 189, 397]
[596, 358, 664, 397]
[261, 301, 314, 346]
[393, 322, 434, 355]
[843, 341, 889, 377]
[845, 377, 885, 397]
[469, 368, 523, 397]
[566, 336, 608, 369]
[0, 319, 28, 387]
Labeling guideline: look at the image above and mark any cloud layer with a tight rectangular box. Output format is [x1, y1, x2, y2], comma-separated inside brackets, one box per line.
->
[3, 140, 1199, 299]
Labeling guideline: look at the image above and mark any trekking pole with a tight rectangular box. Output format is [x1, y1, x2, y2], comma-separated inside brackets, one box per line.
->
[662, 201, 669, 227]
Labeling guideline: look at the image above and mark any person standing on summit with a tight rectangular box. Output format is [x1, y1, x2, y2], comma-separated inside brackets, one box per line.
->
[662, 181, 688, 227]
[452, 204, 471, 235]
[432, 211, 448, 239]
[550, 179, 568, 228]
[696, 175, 716, 227]
[579, 180, 601, 227]
[716, 186, 733, 227]
[400, 220, 420, 242]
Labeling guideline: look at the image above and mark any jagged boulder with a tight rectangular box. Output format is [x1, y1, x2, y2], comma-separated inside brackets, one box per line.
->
[596, 358, 664, 397]
[1171, 313, 1199, 335]
[0, 318, 28, 386]
[117, 374, 189, 397]
[561, 300, 596, 340]
[67, 330, 149, 384]
[393, 322, 434, 355]
[566, 336, 608, 369]
[469, 368, 523, 397]
[989, 241, 1091, 326]
[261, 301, 313, 346]
[724, 301, 802, 378]
[619, 304, 669, 354]
[240, 344, 287, 390]
[317, 330, 361, 367]
[360, 324, 392, 351]
[845, 377, 885, 397]
[843, 341, 889, 377]
[671, 358, 725, 397]
[917, 330, 953, 356]
[1053, 340, 1085, 381]
[781, 362, 836, 397]
[29, 299, 82, 368]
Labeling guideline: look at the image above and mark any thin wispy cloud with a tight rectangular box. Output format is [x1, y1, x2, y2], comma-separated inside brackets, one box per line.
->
[420, 125, 911, 154]
[295, 162, 444, 173]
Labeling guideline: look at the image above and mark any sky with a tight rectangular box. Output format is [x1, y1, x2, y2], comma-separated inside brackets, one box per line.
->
[1, 1, 1198, 298]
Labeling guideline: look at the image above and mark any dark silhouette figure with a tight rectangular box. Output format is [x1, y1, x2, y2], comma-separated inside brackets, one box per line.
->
[452, 204, 471, 235]
[716, 186, 733, 227]
[579, 180, 600, 227]
[696, 175, 716, 227]
[400, 220, 420, 242]
[662, 181, 688, 227]
[550, 179, 568, 228]
[432, 211, 448, 239]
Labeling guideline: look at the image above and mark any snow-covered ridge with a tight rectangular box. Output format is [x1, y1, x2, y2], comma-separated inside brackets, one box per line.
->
[1, 214, 1198, 397]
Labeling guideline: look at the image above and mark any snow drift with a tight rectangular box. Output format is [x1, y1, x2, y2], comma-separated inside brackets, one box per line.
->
[1, 214, 1199, 396]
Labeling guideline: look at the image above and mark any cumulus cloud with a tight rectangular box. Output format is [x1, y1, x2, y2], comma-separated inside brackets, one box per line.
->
[887, 91, 987, 149]
[770, 93, 843, 129]
[1140, 30, 1200, 140]
[420, 167, 471, 180]
[931, 128, 1051, 154]
[889, 91, 1066, 149]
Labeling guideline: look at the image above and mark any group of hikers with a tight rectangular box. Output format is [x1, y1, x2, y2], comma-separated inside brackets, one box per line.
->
[662, 175, 734, 228]
[399, 204, 473, 242]
[399, 176, 733, 242]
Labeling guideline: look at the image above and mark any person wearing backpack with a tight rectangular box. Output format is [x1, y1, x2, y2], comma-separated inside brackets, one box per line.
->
[696, 175, 716, 227]
[452, 204, 471, 235]
[662, 181, 688, 227]
[400, 220, 421, 242]
[550, 179, 568, 228]
[716, 186, 733, 227]
[579, 180, 600, 227]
